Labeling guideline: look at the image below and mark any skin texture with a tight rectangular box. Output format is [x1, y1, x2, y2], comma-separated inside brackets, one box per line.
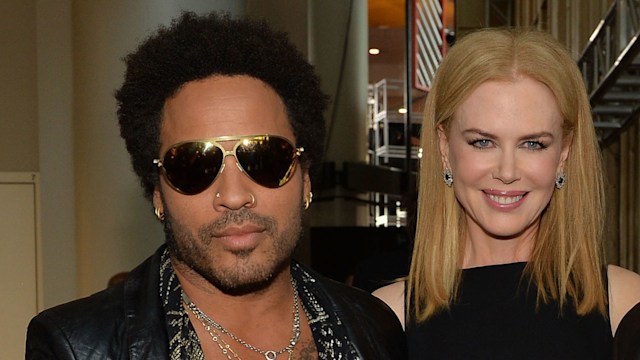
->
[152, 75, 317, 358]
[438, 76, 570, 268]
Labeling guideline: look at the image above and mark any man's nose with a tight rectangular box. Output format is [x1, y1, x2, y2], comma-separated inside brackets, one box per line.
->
[210, 154, 256, 210]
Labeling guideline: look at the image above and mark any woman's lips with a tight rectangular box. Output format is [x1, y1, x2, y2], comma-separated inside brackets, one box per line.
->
[482, 189, 528, 209]
[486, 193, 524, 204]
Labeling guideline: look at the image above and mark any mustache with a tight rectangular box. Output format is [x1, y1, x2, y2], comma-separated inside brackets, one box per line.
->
[198, 207, 277, 240]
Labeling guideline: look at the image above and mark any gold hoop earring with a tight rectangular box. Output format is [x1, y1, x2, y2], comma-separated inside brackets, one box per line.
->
[154, 207, 165, 222]
[304, 192, 313, 210]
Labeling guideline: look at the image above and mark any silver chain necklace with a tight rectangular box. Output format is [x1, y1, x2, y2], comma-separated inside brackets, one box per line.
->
[182, 277, 301, 360]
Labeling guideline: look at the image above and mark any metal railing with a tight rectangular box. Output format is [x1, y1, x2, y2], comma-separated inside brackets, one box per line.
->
[578, 0, 640, 145]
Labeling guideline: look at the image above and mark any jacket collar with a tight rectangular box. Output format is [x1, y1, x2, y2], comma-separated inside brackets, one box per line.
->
[123, 245, 170, 359]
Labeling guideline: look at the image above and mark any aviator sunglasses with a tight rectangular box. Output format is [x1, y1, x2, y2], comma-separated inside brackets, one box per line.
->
[153, 135, 304, 195]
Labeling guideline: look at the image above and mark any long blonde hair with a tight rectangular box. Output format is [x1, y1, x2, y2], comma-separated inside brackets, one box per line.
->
[408, 28, 606, 322]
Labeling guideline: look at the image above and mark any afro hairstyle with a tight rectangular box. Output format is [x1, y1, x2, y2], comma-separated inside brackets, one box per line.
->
[115, 11, 328, 200]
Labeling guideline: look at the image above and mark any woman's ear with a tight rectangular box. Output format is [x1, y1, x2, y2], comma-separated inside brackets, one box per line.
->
[558, 131, 573, 173]
[437, 125, 451, 170]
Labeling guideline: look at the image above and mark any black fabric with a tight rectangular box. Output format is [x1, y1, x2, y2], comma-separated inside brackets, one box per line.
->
[293, 263, 361, 358]
[26, 245, 407, 360]
[614, 301, 640, 360]
[351, 240, 412, 293]
[406, 262, 612, 360]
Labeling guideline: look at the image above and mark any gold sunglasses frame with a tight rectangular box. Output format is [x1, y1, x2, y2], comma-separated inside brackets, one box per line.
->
[153, 134, 304, 194]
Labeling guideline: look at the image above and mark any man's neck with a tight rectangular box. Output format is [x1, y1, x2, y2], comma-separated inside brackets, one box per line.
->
[171, 258, 318, 359]
[172, 257, 294, 323]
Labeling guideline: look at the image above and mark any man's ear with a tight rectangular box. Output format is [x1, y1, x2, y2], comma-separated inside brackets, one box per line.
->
[303, 169, 311, 197]
[437, 125, 451, 170]
[153, 185, 163, 212]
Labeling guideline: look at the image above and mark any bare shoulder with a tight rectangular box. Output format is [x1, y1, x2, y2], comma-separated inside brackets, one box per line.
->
[372, 281, 405, 329]
[607, 264, 640, 335]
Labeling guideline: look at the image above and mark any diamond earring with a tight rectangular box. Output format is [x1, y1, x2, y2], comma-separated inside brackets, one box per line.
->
[555, 172, 566, 189]
[443, 168, 453, 187]
[556, 172, 566, 189]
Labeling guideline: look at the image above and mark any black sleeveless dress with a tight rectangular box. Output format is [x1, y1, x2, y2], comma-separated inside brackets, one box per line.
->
[406, 262, 613, 360]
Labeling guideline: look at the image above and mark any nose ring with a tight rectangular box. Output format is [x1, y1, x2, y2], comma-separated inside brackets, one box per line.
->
[248, 193, 256, 207]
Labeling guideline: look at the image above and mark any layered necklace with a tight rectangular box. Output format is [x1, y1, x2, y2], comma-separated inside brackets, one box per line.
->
[182, 277, 302, 360]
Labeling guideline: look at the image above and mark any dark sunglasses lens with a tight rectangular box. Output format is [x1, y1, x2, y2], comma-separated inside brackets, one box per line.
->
[162, 142, 223, 194]
[236, 137, 296, 188]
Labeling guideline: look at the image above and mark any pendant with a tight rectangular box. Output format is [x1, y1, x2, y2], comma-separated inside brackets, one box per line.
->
[265, 351, 277, 360]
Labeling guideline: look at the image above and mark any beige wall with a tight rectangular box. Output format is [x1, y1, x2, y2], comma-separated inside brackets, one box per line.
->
[246, 0, 309, 57]
[1, 1, 38, 171]
[36, 0, 75, 308]
[27, 0, 250, 306]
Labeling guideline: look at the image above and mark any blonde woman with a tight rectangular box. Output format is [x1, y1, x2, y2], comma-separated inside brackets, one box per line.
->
[375, 28, 640, 359]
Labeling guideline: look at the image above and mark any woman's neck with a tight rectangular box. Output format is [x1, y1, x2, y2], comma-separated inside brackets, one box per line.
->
[462, 219, 538, 268]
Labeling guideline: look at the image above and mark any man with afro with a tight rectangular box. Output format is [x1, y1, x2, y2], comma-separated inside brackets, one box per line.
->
[26, 11, 406, 360]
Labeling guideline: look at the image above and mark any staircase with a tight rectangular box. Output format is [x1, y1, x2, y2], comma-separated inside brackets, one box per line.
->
[578, 0, 640, 145]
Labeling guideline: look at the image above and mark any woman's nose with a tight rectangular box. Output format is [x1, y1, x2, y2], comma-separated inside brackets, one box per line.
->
[492, 149, 520, 184]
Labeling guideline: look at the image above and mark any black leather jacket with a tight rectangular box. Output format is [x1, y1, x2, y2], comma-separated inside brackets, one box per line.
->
[26, 247, 407, 359]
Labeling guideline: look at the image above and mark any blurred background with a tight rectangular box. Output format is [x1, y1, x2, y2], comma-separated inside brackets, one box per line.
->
[2, 0, 639, 357]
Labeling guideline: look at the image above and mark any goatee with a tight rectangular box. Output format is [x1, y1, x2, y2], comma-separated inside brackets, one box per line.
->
[163, 206, 301, 295]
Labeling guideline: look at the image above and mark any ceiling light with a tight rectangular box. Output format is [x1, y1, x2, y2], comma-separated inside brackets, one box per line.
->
[398, 108, 407, 114]
[369, 48, 380, 55]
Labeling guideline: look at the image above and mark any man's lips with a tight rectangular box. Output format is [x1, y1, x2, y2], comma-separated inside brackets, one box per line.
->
[214, 224, 265, 251]
[214, 224, 264, 237]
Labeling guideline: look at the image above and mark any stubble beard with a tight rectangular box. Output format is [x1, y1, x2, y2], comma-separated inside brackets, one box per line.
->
[164, 206, 302, 295]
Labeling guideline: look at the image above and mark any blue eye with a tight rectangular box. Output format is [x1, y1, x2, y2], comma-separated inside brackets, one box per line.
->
[523, 141, 546, 150]
[469, 139, 493, 149]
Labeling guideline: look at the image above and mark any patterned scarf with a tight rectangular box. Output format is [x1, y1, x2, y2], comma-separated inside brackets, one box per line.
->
[159, 249, 360, 359]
